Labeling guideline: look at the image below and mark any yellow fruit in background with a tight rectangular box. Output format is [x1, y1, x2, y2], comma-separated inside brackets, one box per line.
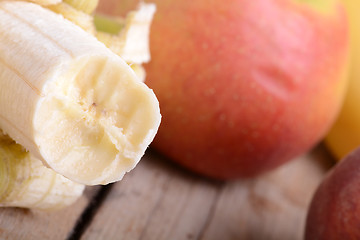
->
[325, 0, 360, 160]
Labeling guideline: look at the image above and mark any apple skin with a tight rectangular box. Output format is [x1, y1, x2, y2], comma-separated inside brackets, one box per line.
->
[305, 147, 360, 240]
[97, 0, 349, 179]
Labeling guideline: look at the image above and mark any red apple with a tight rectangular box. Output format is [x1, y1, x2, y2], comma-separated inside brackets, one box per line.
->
[305, 147, 360, 239]
[97, 0, 349, 179]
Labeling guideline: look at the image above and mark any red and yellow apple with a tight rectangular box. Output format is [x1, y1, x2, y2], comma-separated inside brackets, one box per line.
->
[325, 0, 360, 160]
[97, 0, 349, 179]
[305, 147, 360, 239]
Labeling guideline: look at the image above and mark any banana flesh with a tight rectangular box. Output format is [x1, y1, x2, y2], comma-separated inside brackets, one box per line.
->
[119, 2, 156, 64]
[47, 2, 96, 34]
[130, 63, 147, 83]
[64, 0, 99, 14]
[0, 131, 85, 211]
[95, 3, 156, 65]
[7, 0, 62, 5]
[0, 1, 161, 185]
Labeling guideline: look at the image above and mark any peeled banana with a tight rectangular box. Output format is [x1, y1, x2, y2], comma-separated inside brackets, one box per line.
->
[0, 131, 85, 210]
[47, 2, 96, 34]
[0, 1, 161, 186]
[13, 0, 62, 6]
[95, 2, 156, 64]
[64, 0, 99, 14]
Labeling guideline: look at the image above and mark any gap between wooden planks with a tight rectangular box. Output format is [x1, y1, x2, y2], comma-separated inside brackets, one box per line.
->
[81, 144, 333, 240]
[0, 144, 333, 240]
[0, 185, 101, 239]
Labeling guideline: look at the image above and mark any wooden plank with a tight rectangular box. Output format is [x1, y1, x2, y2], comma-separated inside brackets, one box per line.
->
[82, 151, 222, 240]
[199, 145, 333, 240]
[0, 186, 100, 240]
[0, 143, 332, 239]
[82, 145, 333, 240]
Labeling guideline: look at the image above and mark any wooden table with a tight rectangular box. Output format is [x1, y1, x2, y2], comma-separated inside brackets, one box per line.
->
[0, 144, 334, 240]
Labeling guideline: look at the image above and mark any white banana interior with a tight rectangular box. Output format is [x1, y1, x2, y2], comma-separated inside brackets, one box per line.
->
[0, 134, 85, 210]
[34, 56, 160, 185]
[0, 1, 161, 185]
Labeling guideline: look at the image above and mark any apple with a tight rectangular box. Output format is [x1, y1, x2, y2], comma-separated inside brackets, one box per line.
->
[325, 0, 360, 160]
[304, 147, 360, 239]
[97, 0, 349, 179]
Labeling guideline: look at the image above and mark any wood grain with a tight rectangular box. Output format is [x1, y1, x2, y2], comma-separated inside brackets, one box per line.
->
[82, 145, 333, 240]
[0, 144, 333, 239]
[81, 151, 222, 240]
[0, 186, 100, 240]
[199, 145, 333, 240]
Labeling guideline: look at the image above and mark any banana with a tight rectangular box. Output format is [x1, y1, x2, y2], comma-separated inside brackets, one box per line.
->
[47, 2, 96, 34]
[0, 131, 84, 210]
[119, 2, 156, 64]
[64, 0, 99, 14]
[0, 1, 161, 185]
[95, 2, 156, 64]
[94, 14, 125, 35]
[130, 63, 146, 83]
[8, 0, 62, 5]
